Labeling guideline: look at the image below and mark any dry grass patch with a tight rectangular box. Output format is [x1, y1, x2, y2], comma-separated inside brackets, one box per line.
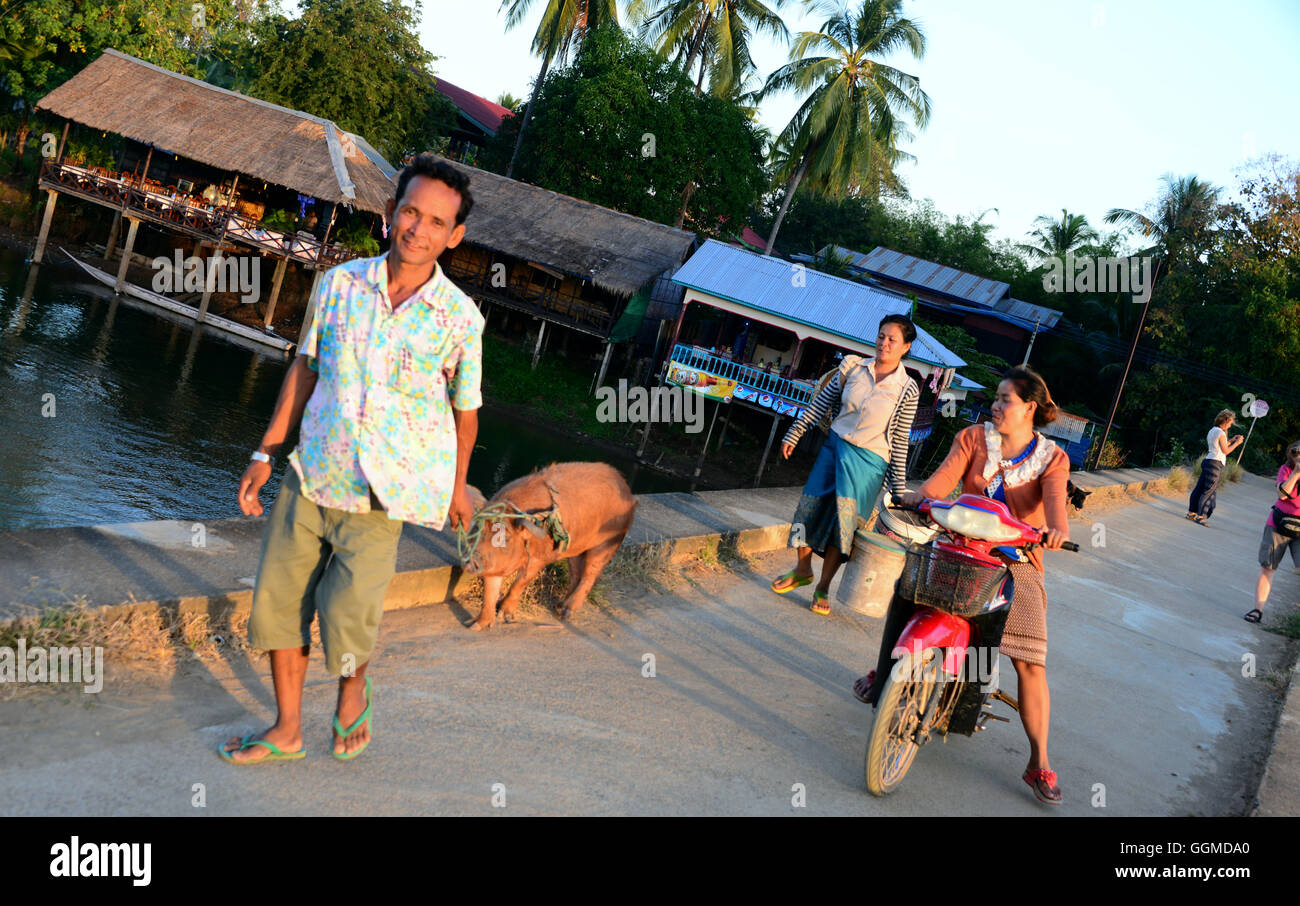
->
[0, 595, 277, 699]
[1167, 464, 1194, 493]
[1259, 669, 1291, 698]
[597, 541, 678, 603]
[0, 600, 259, 663]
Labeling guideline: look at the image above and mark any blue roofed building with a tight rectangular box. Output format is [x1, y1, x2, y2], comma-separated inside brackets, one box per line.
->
[661, 241, 979, 466]
[803, 245, 1063, 367]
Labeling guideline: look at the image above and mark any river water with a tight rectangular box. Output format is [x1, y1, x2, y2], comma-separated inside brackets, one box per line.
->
[0, 248, 690, 531]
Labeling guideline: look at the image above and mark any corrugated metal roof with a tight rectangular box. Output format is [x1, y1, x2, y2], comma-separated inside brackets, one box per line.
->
[672, 240, 965, 368]
[994, 297, 1062, 329]
[951, 373, 985, 391]
[856, 246, 1010, 308]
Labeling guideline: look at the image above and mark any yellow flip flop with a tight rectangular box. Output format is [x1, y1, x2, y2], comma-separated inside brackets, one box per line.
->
[771, 570, 814, 594]
[810, 590, 831, 615]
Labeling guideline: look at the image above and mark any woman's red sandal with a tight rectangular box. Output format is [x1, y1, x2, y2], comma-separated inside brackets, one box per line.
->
[1023, 768, 1062, 805]
[852, 671, 877, 704]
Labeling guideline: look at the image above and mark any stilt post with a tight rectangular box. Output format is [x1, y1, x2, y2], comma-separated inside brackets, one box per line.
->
[531, 319, 547, 370]
[691, 397, 722, 485]
[596, 339, 614, 389]
[197, 246, 222, 321]
[754, 411, 781, 488]
[198, 174, 239, 323]
[30, 189, 59, 264]
[115, 216, 140, 291]
[302, 268, 326, 337]
[105, 210, 122, 259]
[263, 255, 289, 327]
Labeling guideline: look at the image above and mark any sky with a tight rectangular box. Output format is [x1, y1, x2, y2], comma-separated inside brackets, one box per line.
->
[415, 0, 1300, 246]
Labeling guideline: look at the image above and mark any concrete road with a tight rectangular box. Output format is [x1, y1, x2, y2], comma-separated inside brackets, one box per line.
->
[0, 475, 1292, 816]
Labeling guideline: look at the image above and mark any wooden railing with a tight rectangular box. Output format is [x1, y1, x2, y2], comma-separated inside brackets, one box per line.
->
[40, 160, 360, 270]
[443, 254, 615, 334]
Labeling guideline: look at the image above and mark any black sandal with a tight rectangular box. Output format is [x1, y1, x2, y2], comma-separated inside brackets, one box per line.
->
[1244, 608, 1263, 623]
[852, 671, 877, 704]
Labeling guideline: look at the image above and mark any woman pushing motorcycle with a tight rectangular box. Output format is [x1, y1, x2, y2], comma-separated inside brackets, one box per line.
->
[854, 366, 1071, 805]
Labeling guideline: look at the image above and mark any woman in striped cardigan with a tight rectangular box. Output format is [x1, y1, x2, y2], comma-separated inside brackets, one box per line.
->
[771, 315, 921, 615]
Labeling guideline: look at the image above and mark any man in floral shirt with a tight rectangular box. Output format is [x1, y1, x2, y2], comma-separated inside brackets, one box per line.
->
[221, 155, 482, 764]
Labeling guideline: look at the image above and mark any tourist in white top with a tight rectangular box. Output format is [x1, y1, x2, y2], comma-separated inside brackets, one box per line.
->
[1188, 409, 1242, 526]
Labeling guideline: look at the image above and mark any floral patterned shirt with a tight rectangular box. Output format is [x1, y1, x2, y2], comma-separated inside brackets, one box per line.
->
[289, 254, 483, 530]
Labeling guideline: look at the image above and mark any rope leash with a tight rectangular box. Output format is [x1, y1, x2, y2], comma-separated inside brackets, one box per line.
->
[456, 483, 569, 566]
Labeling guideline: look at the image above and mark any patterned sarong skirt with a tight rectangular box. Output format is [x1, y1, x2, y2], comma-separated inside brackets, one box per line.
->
[787, 431, 889, 558]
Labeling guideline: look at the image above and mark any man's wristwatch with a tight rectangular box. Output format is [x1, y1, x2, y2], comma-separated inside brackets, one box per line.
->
[250, 451, 274, 466]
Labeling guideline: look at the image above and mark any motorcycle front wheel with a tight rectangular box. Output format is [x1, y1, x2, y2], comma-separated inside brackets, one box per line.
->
[865, 648, 943, 797]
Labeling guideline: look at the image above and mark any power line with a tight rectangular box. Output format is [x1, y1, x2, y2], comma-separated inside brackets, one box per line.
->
[1048, 323, 1300, 406]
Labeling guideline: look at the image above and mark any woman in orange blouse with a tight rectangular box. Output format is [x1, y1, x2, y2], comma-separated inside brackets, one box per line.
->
[856, 366, 1071, 804]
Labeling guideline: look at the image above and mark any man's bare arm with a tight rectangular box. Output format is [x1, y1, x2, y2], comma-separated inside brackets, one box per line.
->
[447, 406, 479, 530]
[238, 355, 319, 516]
[257, 355, 319, 456]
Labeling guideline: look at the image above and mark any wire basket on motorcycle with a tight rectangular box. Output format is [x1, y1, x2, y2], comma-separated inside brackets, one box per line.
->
[896, 545, 1006, 616]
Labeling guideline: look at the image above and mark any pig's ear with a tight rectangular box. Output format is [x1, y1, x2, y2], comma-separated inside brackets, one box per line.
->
[521, 521, 549, 541]
[466, 485, 487, 512]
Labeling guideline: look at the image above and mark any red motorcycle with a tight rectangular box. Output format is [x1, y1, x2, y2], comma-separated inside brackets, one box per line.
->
[864, 493, 1078, 797]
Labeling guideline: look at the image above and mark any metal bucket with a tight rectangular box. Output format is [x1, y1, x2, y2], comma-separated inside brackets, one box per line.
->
[836, 528, 908, 617]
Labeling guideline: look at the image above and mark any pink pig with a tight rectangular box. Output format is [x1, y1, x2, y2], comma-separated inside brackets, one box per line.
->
[463, 462, 638, 630]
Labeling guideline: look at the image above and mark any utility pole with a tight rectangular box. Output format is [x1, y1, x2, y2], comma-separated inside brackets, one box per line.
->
[1022, 314, 1043, 365]
[1092, 258, 1165, 470]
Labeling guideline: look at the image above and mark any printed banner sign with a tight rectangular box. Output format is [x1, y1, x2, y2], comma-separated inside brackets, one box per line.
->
[666, 361, 738, 401]
[733, 383, 806, 419]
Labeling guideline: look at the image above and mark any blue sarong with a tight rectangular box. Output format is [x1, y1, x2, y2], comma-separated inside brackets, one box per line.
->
[788, 431, 889, 557]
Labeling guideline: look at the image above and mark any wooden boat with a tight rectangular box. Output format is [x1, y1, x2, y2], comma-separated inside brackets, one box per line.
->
[61, 248, 295, 354]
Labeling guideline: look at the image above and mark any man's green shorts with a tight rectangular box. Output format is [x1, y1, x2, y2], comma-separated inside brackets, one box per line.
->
[248, 468, 403, 676]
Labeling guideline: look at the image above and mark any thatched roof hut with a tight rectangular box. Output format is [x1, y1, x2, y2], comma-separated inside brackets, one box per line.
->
[438, 158, 696, 298]
[35, 49, 396, 215]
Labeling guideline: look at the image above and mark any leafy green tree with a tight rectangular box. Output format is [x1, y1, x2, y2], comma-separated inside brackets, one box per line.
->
[748, 191, 893, 256]
[0, 0, 260, 165]
[240, 0, 455, 162]
[758, 0, 930, 254]
[500, 0, 622, 178]
[630, 0, 792, 97]
[1201, 158, 1300, 471]
[490, 25, 766, 232]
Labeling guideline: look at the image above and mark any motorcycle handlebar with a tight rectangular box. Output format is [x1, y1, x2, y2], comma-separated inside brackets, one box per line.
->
[884, 501, 1080, 552]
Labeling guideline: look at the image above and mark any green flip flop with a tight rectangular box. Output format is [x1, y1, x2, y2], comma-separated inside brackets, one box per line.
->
[810, 589, 831, 615]
[218, 734, 305, 765]
[771, 569, 814, 594]
[332, 675, 373, 761]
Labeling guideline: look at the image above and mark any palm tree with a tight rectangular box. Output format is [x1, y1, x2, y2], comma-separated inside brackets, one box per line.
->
[630, 0, 792, 97]
[496, 92, 525, 111]
[758, 0, 930, 255]
[501, 0, 622, 178]
[1090, 174, 1222, 468]
[1104, 174, 1221, 268]
[1019, 208, 1098, 262]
